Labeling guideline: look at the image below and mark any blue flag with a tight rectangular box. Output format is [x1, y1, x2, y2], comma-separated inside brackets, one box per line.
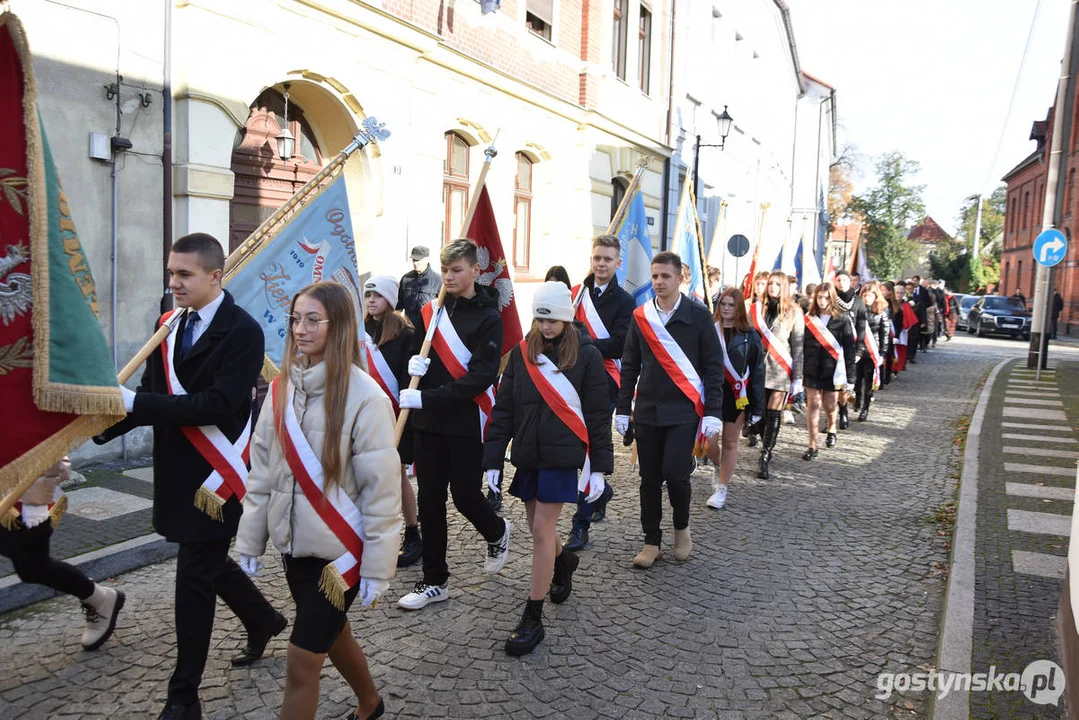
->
[794, 235, 804, 287]
[669, 176, 706, 305]
[225, 176, 363, 368]
[615, 189, 655, 306]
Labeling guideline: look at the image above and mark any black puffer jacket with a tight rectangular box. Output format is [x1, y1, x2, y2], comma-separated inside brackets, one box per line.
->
[397, 266, 442, 329]
[410, 283, 502, 438]
[802, 313, 857, 388]
[482, 332, 614, 474]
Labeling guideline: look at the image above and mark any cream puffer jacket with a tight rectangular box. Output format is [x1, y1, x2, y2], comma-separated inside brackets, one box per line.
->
[236, 358, 402, 582]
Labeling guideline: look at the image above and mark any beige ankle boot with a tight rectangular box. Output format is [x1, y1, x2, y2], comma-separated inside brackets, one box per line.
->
[673, 527, 693, 561]
[632, 544, 661, 568]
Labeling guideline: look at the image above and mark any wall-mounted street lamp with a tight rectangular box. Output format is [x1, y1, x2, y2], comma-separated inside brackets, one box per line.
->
[693, 105, 734, 208]
[276, 82, 295, 161]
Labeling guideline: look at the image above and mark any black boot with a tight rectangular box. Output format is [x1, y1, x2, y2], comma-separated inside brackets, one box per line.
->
[591, 482, 614, 522]
[505, 599, 545, 656]
[565, 523, 588, 552]
[858, 396, 871, 422]
[837, 404, 849, 430]
[853, 391, 862, 412]
[757, 409, 782, 479]
[397, 525, 422, 568]
[549, 549, 579, 604]
[747, 431, 758, 448]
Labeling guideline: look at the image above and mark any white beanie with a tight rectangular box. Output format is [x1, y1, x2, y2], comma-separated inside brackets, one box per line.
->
[532, 281, 574, 322]
[363, 275, 399, 309]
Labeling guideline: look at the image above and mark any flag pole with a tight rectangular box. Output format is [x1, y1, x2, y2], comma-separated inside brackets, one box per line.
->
[394, 138, 499, 442]
[691, 186, 713, 313]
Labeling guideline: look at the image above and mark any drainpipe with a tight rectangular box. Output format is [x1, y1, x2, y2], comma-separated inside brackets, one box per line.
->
[161, 0, 173, 313]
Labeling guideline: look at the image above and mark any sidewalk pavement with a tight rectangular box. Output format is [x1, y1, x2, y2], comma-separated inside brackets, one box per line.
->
[0, 458, 175, 614]
[933, 358, 1077, 719]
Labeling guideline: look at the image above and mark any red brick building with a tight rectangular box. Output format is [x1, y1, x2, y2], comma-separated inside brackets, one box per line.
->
[1001, 108, 1078, 334]
[906, 216, 952, 278]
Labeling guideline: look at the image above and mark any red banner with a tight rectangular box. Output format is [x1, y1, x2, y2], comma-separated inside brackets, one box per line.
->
[466, 186, 523, 355]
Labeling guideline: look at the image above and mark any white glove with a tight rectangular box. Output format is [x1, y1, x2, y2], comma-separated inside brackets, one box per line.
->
[120, 385, 136, 412]
[750, 415, 762, 427]
[359, 578, 389, 607]
[845, 383, 856, 394]
[239, 554, 263, 577]
[20, 504, 50, 529]
[407, 355, 430, 378]
[701, 416, 722, 439]
[789, 378, 803, 396]
[614, 415, 630, 436]
[485, 469, 501, 495]
[584, 472, 605, 504]
[399, 389, 423, 410]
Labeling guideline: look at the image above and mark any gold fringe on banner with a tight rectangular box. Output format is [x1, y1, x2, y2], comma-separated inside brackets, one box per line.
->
[318, 564, 349, 611]
[0, 414, 113, 498]
[193, 486, 225, 522]
[0, 493, 67, 530]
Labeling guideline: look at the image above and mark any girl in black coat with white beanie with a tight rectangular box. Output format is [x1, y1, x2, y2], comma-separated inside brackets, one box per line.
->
[482, 281, 613, 656]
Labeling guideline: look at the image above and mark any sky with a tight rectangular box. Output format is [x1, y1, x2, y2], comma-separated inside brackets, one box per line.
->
[786, 0, 1071, 235]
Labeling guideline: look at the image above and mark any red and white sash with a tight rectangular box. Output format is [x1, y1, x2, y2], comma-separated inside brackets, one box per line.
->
[749, 302, 793, 379]
[633, 302, 705, 416]
[362, 330, 399, 414]
[160, 309, 251, 521]
[715, 324, 750, 410]
[271, 377, 364, 610]
[864, 326, 883, 389]
[804, 314, 848, 390]
[421, 301, 496, 439]
[572, 284, 621, 387]
[519, 341, 593, 493]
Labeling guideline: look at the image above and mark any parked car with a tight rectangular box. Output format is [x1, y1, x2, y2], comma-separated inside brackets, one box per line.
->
[956, 294, 978, 331]
[966, 295, 1032, 340]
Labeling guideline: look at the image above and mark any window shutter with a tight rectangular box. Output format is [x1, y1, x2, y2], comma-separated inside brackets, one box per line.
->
[527, 0, 554, 26]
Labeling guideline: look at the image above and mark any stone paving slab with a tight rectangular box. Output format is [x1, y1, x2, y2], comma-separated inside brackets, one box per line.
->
[0, 342, 992, 719]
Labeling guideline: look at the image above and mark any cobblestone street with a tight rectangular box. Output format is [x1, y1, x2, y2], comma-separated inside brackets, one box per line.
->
[0, 337, 1052, 719]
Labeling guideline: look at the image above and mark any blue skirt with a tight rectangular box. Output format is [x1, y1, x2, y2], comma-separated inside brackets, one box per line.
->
[508, 468, 579, 504]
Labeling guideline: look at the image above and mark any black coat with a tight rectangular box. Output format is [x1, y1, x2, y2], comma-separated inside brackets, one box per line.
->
[617, 295, 725, 426]
[365, 317, 414, 392]
[410, 283, 502, 438]
[720, 326, 767, 418]
[482, 333, 614, 474]
[837, 290, 867, 346]
[397, 266, 442, 329]
[865, 310, 891, 359]
[577, 274, 635, 404]
[802, 313, 857, 388]
[96, 291, 263, 543]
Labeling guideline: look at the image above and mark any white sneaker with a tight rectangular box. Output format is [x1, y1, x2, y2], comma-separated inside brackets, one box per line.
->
[484, 520, 511, 573]
[397, 581, 449, 610]
[706, 485, 728, 510]
[81, 584, 125, 650]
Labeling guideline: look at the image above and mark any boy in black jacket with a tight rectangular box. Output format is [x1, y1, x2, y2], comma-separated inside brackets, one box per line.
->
[396, 239, 511, 611]
[616, 251, 725, 569]
[566, 234, 635, 551]
[834, 271, 866, 430]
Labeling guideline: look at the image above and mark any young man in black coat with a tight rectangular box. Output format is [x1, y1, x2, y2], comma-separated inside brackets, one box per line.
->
[615, 251, 725, 569]
[833, 271, 866, 430]
[396, 239, 511, 611]
[565, 234, 635, 551]
[95, 233, 285, 720]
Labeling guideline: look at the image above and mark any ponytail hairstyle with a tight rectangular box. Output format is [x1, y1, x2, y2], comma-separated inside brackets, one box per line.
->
[276, 282, 363, 490]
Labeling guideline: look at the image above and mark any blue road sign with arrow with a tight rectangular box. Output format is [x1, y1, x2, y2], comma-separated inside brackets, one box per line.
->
[1033, 229, 1067, 267]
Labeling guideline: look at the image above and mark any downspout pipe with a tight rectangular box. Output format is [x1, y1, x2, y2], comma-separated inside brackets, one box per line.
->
[161, 0, 173, 313]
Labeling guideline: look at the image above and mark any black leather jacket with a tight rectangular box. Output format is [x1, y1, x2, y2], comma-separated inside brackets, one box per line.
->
[719, 326, 767, 417]
[861, 310, 890, 361]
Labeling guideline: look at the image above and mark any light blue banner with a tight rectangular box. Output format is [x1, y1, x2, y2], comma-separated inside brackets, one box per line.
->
[225, 176, 362, 368]
[616, 190, 655, 306]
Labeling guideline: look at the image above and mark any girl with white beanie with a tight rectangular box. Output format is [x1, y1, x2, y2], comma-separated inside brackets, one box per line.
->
[481, 281, 613, 655]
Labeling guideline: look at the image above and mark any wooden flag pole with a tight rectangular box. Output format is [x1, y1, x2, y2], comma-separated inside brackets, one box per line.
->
[691, 186, 713, 313]
[394, 140, 499, 442]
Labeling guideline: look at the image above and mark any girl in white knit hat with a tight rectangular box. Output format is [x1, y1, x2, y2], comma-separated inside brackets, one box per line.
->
[481, 281, 614, 655]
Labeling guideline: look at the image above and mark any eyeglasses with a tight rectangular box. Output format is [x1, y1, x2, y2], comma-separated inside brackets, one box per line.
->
[288, 316, 329, 332]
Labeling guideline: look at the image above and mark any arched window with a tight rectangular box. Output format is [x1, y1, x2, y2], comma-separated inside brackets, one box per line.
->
[443, 132, 471, 245]
[611, 177, 628, 222]
[513, 153, 533, 271]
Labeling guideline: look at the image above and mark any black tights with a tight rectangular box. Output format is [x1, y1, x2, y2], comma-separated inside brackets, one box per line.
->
[0, 521, 94, 600]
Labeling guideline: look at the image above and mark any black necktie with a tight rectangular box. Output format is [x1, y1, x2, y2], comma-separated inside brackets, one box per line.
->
[593, 286, 602, 300]
[180, 313, 198, 359]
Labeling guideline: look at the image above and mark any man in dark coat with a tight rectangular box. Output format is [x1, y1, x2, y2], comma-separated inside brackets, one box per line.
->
[397, 245, 442, 329]
[616, 251, 725, 568]
[565, 234, 635, 551]
[95, 233, 284, 720]
[833, 271, 866, 430]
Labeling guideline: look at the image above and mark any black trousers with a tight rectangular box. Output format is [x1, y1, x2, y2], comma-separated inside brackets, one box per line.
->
[0, 521, 94, 600]
[884, 345, 893, 383]
[414, 430, 505, 586]
[634, 422, 697, 546]
[908, 331, 919, 362]
[854, 356, 876, 407]
[168, 538, 279, 705]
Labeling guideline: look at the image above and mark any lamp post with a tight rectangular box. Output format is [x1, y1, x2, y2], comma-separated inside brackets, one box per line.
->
[276, 82, 295, 162]
[692, 105, 733, 205]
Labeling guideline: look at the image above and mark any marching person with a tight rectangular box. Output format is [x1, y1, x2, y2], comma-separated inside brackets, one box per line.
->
[236, 282, 400, 720]
[942, 283, 959, 340]
[397, 245, 442, 330]
[94, 233, 286, 720]
[396, 239, 511, 610]
[616, 251, 725, 568]
[0, 457, 124, 651]
[482, 282, 613, 655]
[854, 281, 889, 422]
[362, 276, 422, 568]
[800, 282, 856, 460]
[881, 281, 898, 383]
[566, 234, 634, 551]
[906, 280, 926, 364]
[748, 271, 804, 480]
[833, 271, 866, 431]
[742, 271, 772, 447]
[706, 288, 765, 509]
